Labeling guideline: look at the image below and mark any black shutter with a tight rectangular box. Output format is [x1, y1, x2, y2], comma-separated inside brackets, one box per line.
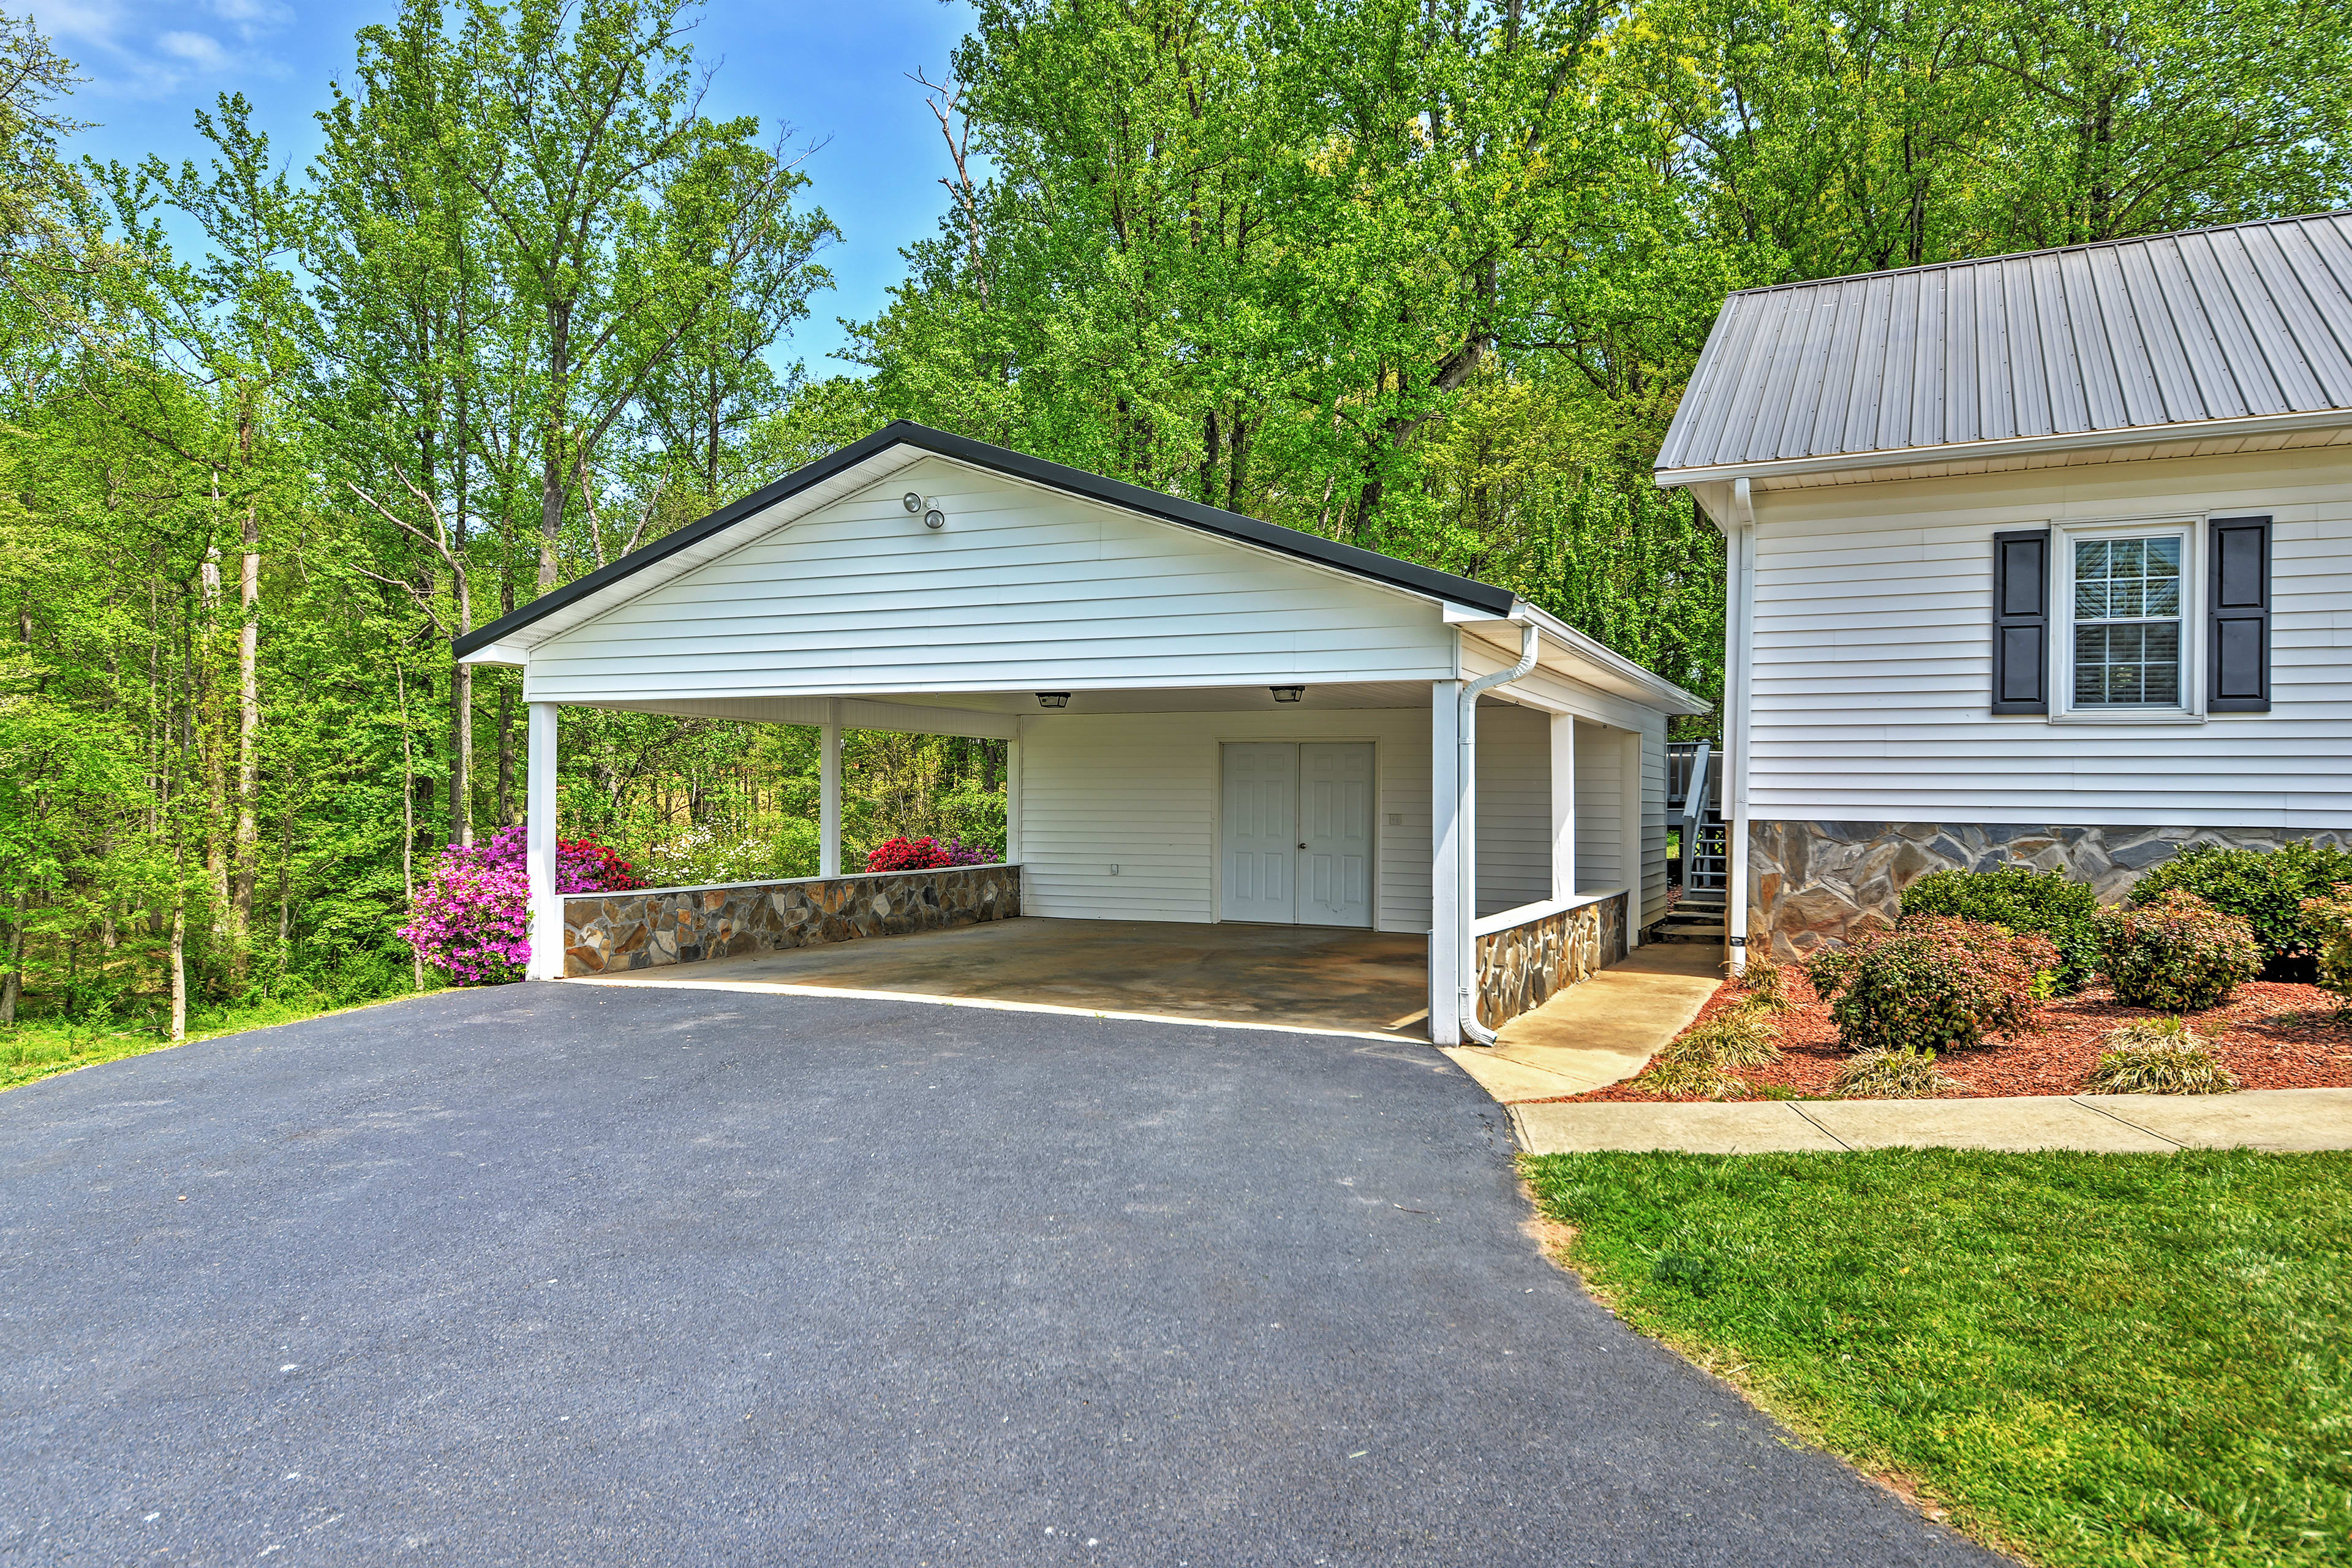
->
[2209, 515, 2272, 712]
[1991, 529, 2051, 714]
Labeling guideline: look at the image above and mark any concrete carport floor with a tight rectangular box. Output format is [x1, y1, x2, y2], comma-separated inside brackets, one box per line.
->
[0, 984, 1997, 1566]
[576, 916, 1438, 1039]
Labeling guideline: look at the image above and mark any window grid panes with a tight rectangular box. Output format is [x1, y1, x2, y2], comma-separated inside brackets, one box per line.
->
[2071, 536, 2182, 707]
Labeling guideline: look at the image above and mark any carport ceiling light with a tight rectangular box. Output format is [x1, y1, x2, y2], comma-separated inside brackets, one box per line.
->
[1270, 685, 1305, 703]
[1036, 692, 1070, 709]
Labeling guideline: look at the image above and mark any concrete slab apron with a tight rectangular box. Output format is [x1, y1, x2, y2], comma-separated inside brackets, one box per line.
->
[1443, 944, 1722, 1104]
[1804, 1096, 2176, 1153]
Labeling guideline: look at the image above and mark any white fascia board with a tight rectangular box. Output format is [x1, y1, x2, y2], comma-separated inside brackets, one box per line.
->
[456, 641, 530, 669]
[1488, 603, 1711, 717]
[1653, 407, 2352, 489]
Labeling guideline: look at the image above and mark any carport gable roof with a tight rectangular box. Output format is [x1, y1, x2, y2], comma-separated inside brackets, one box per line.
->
[452, 421, 1518, 662]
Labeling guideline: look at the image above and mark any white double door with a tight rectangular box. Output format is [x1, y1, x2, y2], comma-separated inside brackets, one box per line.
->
[1219, 742, 1373, 928]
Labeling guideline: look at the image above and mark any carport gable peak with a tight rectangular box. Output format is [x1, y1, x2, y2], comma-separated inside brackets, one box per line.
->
[454, 421, 1517, 669]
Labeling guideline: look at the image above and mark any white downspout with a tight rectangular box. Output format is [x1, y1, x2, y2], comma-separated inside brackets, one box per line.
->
[1724, 477, 1756, 976]
[1458, 619, 1540, 1046]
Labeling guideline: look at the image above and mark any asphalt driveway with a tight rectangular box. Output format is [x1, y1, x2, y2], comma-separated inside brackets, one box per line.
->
[0, 983, 1998, 1566]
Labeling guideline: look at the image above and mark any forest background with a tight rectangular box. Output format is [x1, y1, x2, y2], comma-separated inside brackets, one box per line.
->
[1, 0, 2347, 1040]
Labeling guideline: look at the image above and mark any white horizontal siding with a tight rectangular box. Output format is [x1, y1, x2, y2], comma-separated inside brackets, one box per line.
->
[1574, 721, 1624, 892]
[1749, 444, 2352, 827]
[526, 458, 1457, 701]
[1475, 700, 1550, 916]
[1642, 721, 1669, 929]
[1017, 707, 1435, 932]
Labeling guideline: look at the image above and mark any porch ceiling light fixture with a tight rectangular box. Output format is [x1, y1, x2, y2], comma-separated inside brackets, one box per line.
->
[1036, 692, 1071, 709]
[1270, 685, 1305, 703]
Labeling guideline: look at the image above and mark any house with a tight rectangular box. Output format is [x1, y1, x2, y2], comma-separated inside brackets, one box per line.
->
[1654, 211, 2352, 969]
[454, 422, 1708, 1044]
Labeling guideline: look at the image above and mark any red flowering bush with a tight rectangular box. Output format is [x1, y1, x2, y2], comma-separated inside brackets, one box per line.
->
[398, 825, 643, 985]
[2096, 890, 2261, 1011]
[864, 835, 995, 872]
[1804, 914, 2057, 1054]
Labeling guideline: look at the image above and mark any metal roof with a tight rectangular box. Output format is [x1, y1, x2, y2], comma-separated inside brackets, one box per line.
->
[1654, 211, 2352, 480]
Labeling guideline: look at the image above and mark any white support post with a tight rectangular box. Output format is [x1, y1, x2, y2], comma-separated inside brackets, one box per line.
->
[1429, 679, 1464, 1046]
[1548, 713, 1576, 902]
[1003, 730, 1023, 862]
[819, 699, 842, 879]
[525, 701, 563, 980]
[1623, 726, 1648, 948]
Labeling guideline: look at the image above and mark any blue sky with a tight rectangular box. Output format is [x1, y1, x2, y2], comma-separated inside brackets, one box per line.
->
[44, 0, 981, 370]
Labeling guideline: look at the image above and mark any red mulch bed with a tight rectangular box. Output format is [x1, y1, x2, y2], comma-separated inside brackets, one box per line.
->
[1532, 964, 2352, 1103]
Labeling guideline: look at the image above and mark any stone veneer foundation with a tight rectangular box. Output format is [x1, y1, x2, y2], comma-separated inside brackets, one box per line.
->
[1748, 821, 2351, 959]
[1472, 890, 1629, 1031]
[563, 864, 1020, 977]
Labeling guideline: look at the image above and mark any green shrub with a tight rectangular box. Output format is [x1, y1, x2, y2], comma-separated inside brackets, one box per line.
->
[2081, 1017, 2240, 1095]
[1830, 1046, 1961, 1099]
[2128, 840, 2352, 979]
[2300, 882, 2352, 1012]
[1804, 915, 2055, 1054]
[1899, 865, 2099, 993]
[2095, 891, 2261, 1012]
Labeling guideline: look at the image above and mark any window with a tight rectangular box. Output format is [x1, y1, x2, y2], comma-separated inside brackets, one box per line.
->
[2070, 535, 2182, 707]
[1991, 515, 2272, 721]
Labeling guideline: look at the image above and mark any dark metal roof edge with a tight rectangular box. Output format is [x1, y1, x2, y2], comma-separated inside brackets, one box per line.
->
[451, 421, 1514, 658]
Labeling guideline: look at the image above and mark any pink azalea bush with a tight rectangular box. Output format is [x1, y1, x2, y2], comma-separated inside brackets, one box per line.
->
[864, 835, 997, 872]
[399, 826, 643, 985]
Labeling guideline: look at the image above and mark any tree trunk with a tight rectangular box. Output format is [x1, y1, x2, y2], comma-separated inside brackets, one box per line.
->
[450, 662, 472, 848]
[397, 660, 423, 992]
[497, 680, 516, 826]
[231, 496, 260, 968]
[169, 886, 186, 1042]
[0, 890, 24, 1027]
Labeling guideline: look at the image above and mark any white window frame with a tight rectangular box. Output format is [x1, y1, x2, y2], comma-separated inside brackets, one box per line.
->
[2051, 516, 2204, 724]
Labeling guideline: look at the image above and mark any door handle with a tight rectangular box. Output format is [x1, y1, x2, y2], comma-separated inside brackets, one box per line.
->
[1297, 843, 1306, 850]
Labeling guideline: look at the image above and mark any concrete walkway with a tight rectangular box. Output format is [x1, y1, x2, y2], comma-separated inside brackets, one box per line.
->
[1513, 1086, 2352, 1155]
[1441, 941, 1722, 1102]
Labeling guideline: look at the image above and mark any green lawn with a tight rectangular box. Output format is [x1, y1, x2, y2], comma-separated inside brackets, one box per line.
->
[1523, 1148, 2351, 1568]
[0, 989, 435, 1093]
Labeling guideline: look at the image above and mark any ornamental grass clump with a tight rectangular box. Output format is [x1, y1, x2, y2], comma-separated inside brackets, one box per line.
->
[1630, 1001, 1781, 1098]
[1830, 1045, 1962, 1099]
[1899, 865, 2099, 993]
[2299, 881, 2352, 1013]
[2095, 891, 2261, 1012]
[2081, 1017, 2239, 1095]
[1736, 956, 1795, 1014]
[1803, 915, 2055, 1054]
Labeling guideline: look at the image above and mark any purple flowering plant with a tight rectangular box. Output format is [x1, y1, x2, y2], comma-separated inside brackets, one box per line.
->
[399, 826, 643, 985]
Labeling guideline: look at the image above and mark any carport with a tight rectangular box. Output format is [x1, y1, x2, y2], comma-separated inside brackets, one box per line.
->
[454, 422, 1708, 1044]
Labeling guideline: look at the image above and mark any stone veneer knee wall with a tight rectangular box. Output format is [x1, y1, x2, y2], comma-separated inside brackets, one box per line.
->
[1473, 891, 1628, 1031]
[1748, 821, 2351, 960]
[563, 864, 1021, 977]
